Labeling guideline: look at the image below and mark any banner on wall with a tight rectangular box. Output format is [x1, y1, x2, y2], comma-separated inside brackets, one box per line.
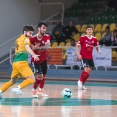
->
[93, 48, 111, 66]
[66, 47, 81, 66]
[47, 48, 62, 65]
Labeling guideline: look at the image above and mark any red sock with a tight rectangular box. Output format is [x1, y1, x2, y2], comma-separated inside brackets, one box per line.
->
[83, 73, 89, 84]
[79, 71, 88, 82]
[33, 77, 42, 89]
[39, 75, 46, 89]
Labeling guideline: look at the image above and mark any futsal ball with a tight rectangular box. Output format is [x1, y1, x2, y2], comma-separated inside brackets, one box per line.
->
[61, 88, 72, 98]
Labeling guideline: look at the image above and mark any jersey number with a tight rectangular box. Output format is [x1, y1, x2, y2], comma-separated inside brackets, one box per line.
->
[15, 41, 19, 50]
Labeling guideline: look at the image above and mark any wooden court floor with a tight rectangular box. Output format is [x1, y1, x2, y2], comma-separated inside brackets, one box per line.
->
[0, 80, 117, 117]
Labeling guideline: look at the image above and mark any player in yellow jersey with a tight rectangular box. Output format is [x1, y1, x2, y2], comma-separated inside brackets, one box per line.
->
[0, 25, 39, 98]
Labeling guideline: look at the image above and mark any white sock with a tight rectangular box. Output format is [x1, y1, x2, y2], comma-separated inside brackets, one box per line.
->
[0, 90, 2, 93]
[39, 87, 42, 91]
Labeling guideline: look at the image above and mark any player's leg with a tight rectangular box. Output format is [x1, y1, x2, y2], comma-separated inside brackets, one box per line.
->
[11, 62, 35, 95]
[0, 63, 19, 98]
[37, 60, 48, 97]
[82, 60, 94, 89]
[32, 63, 43, 98]
[78, 59, 90, 90]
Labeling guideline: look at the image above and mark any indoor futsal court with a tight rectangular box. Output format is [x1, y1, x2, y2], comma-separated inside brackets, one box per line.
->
[0, 79, 117, 117]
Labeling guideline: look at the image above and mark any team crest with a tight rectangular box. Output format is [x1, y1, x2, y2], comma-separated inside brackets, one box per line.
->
[92, 41, 94, 43]
[25, 38, 29, 43]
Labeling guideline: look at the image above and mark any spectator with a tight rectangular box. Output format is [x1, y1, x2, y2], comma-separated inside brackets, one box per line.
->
[111, 29, 117, 52]
[70, 39, 76, 47]
[62, 21, 78, 41]
[99, 26, 112, 47]
[51, 20, 64, 42]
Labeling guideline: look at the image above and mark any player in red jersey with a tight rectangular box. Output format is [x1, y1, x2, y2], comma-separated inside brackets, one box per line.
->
[30, 22, 50, 97]
[76, 25, 102, 90]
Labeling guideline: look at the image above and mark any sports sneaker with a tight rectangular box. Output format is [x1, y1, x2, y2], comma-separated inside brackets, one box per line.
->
[0, 92, 5, 99]
[37, 89, 48, 97]
[82, 86, 87, 90]
[78, 81, 83, 90]
[11, 88, 22, 95]
[32, 91, 38, 98]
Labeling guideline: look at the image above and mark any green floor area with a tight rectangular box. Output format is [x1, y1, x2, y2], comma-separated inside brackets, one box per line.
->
[0, 98, 117, 106]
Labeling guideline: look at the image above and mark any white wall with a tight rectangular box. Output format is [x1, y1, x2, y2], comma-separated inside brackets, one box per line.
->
[42, 0, 78, 9]
[0, 0, 39, 44]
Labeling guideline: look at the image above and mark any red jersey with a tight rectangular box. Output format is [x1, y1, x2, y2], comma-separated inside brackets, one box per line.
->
[30, 34, 50, 64]
[77, 35, 98, 59]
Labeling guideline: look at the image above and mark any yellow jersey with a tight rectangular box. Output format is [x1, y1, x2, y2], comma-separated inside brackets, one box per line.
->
[13, 34, 30, 62]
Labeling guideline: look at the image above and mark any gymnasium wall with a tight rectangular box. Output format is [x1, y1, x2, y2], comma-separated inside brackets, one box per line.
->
[0, 0, 39, 44]
[42, 0, 78, 9]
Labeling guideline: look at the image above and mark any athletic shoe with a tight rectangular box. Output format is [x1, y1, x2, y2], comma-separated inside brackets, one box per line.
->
[82, 86, 87, 90]
[32, 91, 38, 98]
[78, 81, 83, 90]
[0, 92, 5, 99]
[37, 89, 48, 97]
[11, 88, 22, 95]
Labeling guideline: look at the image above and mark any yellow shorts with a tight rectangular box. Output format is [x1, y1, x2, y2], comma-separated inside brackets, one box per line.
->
[11, 61, 34, 78]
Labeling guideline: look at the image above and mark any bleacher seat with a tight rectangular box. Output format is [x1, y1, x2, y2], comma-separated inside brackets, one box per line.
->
[102, 32, 106, 38]
[88, 17, 95, 24]
[102, 16, 108, 24]
[76, 24, 81, 32]
[73, 33, 80, 42]
[81, 33, 86, 36]
[109, 8, 116, 15]
[95, 16, 102, 24]
[112, 51, 117, 61]
[94, 24, 101, 32]
[101, 24, 108, 32]
[65, 42, 71, 47]
[52, 42, 58, 48]
[80, 24, 87, 33]
[110, 23, 116, 32]
[109, 16, 116, 23]
[90, 24, 95, 30]
[95, 32, 101, 41]
[102, 8, 109, 16]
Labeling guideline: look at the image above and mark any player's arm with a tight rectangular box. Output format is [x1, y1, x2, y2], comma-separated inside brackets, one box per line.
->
[96, 46, 102, 55]
[30, 44, 41, 50]
[25, 45, 40, 61]
[76, 40, 82, 60]
[94, 39, 102, 55]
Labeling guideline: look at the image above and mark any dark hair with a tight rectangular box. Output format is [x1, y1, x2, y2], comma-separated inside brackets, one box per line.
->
[86, 25, 93, 29]
[37, 22, 48, 28]
[113, 29, 117, 33]
[105, 26, 110, 30]
[23, 25, 35, 33]
[71, 39, 75, 42]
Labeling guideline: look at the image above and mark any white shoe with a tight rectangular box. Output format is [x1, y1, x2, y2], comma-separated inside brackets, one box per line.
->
[82, 86, 87, 90]
[11, 88, 22, 95]
[0, 92, 5, 99]
[37, 90, 48, 97]
[78, 81, 83, 90]
[32, 91, 38, 98]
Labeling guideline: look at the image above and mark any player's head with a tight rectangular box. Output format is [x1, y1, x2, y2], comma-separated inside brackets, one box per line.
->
[69, 21, 74, 27]
[56, 20, 61, 27]
[37, 22, 48, 36]
[113, 29, 117, 37]
[105, 26, 110, 34]
[23, 25, 35, 37]
[86, 25, 93, 36]
[70, 39, 75, 47]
